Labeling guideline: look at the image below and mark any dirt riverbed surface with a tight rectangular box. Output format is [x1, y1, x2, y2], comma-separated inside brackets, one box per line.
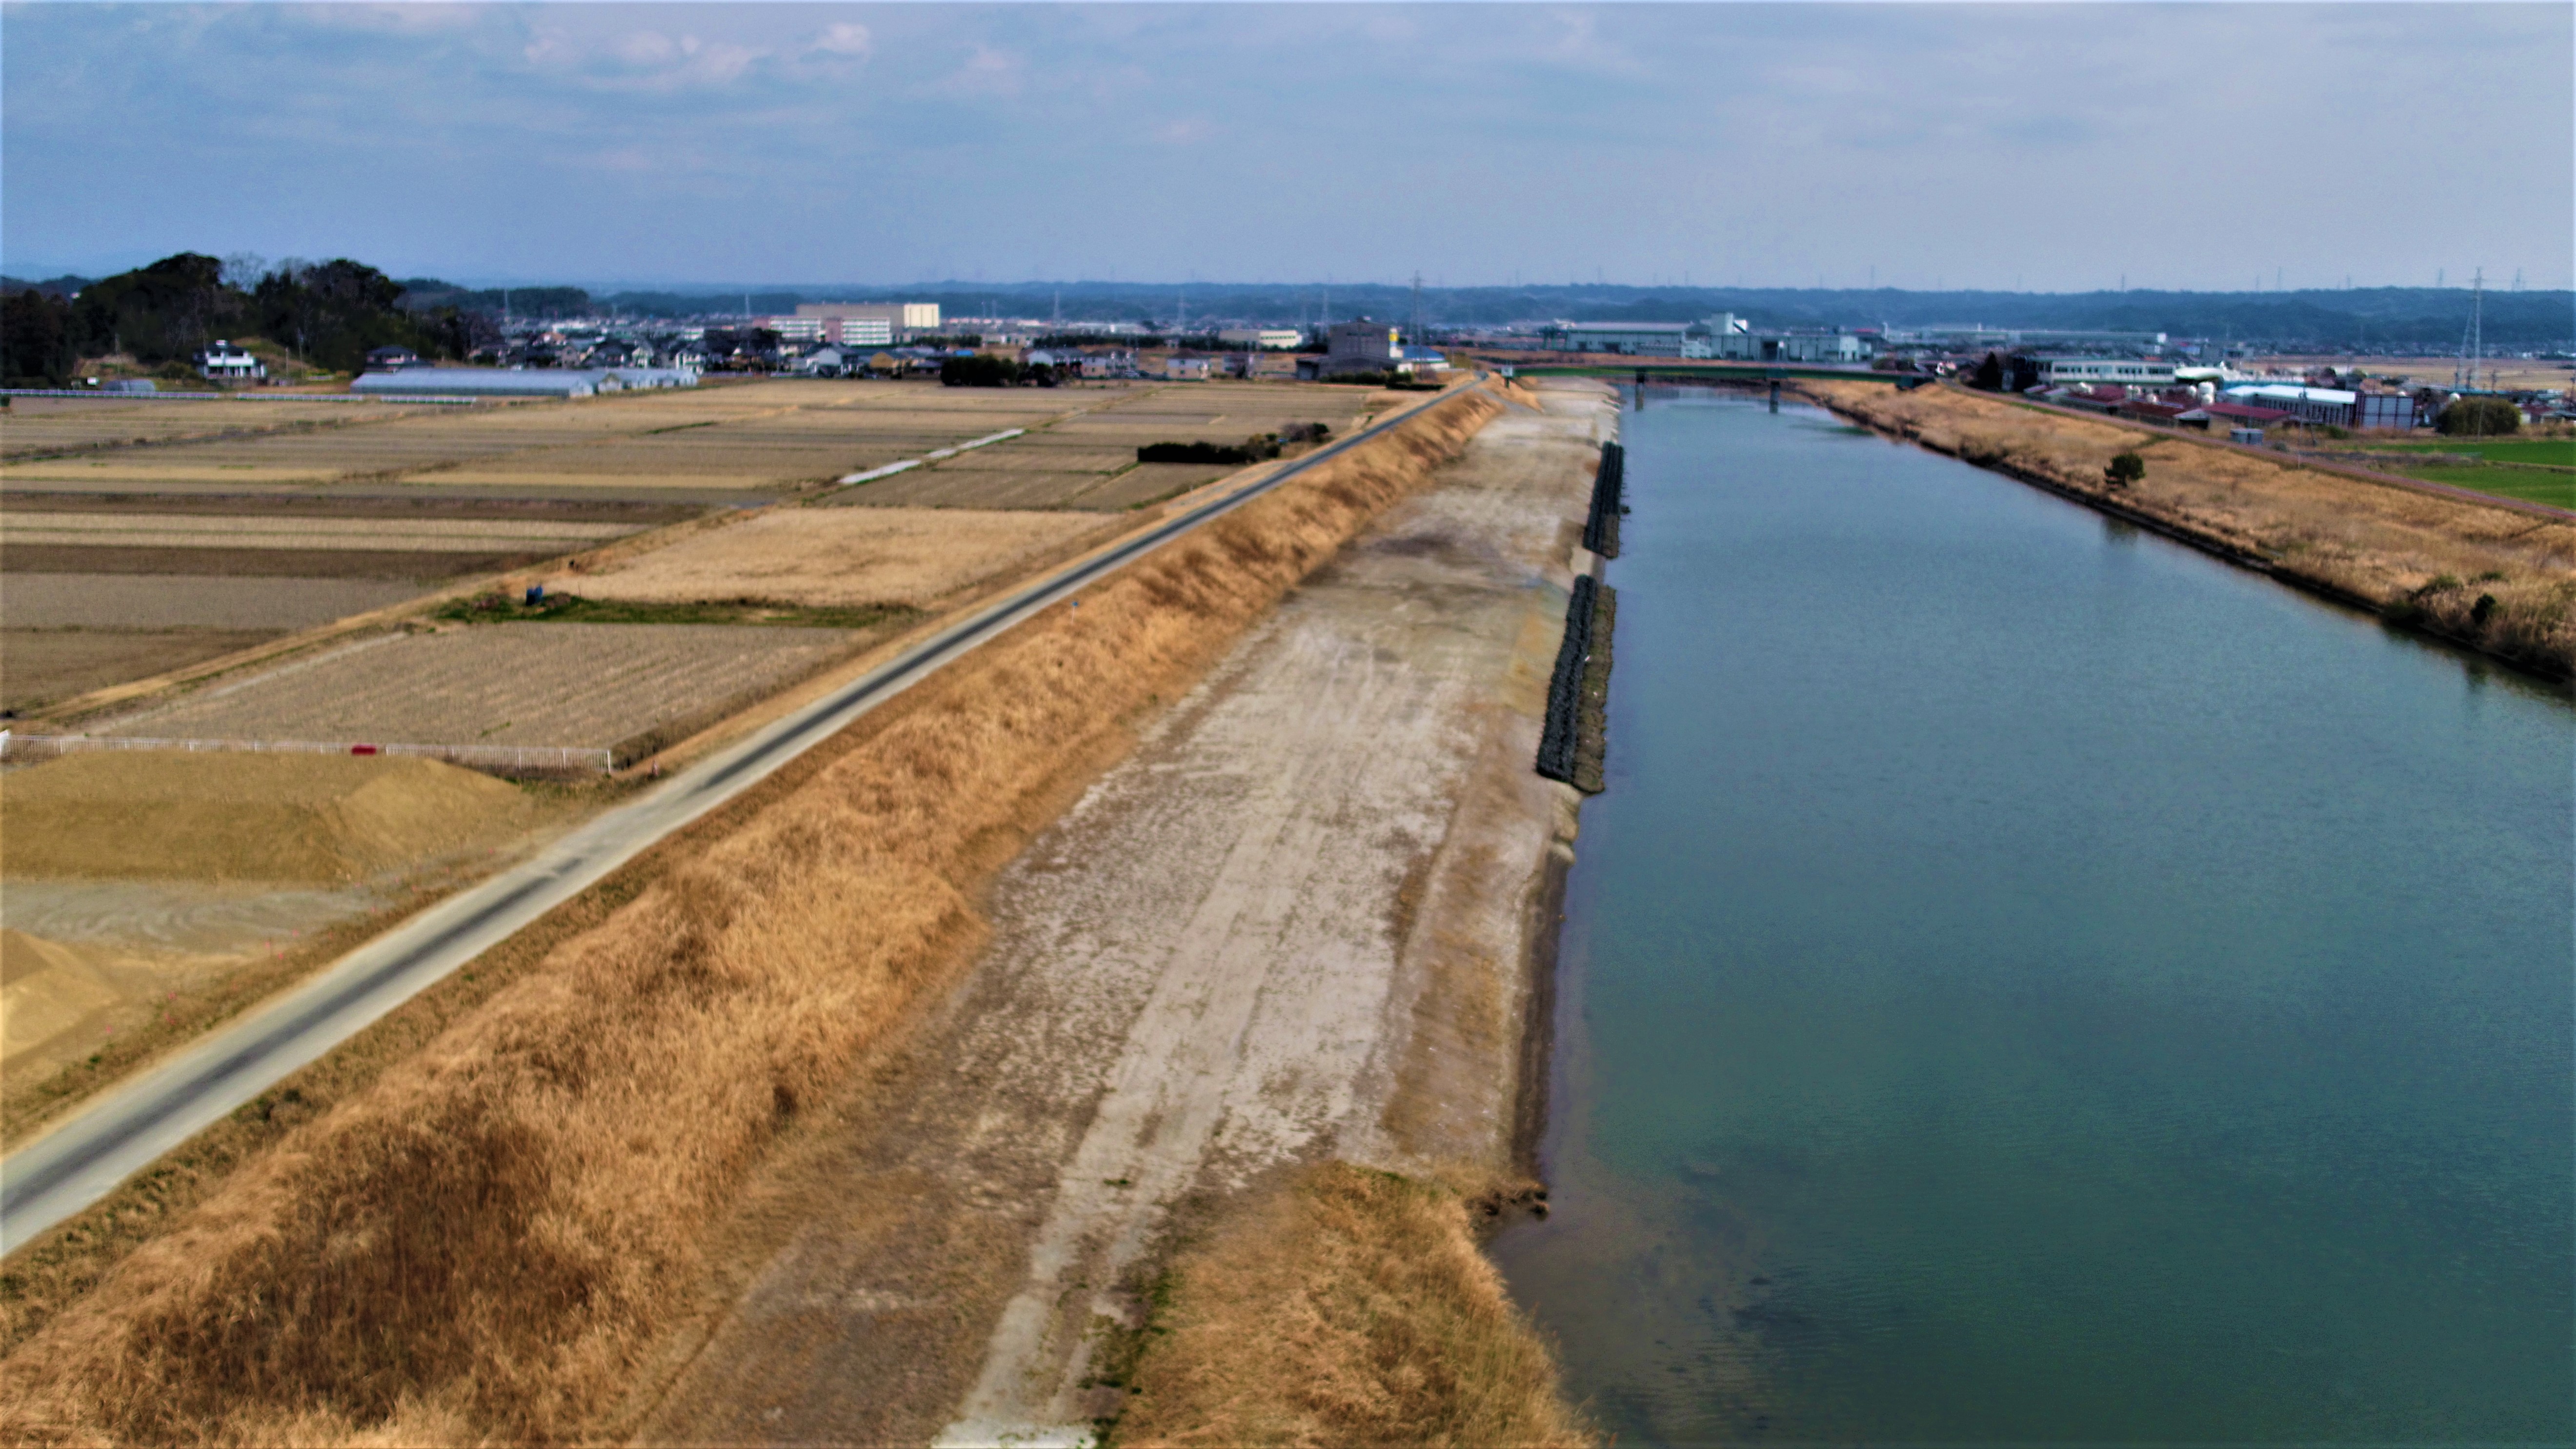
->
[626, 382, 1613, 1447]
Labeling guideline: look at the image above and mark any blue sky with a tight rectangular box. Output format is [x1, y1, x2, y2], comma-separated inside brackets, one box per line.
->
[4, 3, 2567, 291]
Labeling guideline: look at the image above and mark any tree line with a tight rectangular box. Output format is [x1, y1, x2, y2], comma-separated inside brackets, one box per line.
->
[0, 252, 498, 386]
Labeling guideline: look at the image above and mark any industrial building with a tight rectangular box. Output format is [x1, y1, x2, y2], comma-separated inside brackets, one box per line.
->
[1217, 328, 1304, 350]
[348, 366, 699, 399]
[789, 301, 941, 347]
[2035, 358, 2178, 386]
[1544, 322, 1697, 357]
[2218, 382, 2414, 429]
[1540, 316, 1874, 363]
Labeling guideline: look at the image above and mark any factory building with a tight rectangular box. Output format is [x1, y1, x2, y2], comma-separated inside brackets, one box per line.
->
[2035, 358, 2178, 387]
[1545, 322, 1697, 357]
[1217, 328, 1304, 350]
[793, 301, 941, 346]
[348, 366, 698, 399]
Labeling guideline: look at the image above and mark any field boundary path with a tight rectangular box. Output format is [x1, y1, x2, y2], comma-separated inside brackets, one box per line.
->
[0, 378, 1495, 1253]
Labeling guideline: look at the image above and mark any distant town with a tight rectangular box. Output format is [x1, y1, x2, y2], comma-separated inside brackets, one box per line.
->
[4, 253, 2569, 433]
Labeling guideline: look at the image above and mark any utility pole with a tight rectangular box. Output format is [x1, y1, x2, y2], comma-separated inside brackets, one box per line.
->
[1408, 271, 1424, 345]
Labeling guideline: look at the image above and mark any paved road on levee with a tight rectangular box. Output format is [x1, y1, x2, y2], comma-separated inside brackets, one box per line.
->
[0, 379, 1485, 1254]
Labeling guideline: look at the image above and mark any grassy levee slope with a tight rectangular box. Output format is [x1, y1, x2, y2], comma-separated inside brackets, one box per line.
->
[0, 387, 1505, 1448]
[1117, 1164, 1595, 1449]
[1806, 382, 2576, 680]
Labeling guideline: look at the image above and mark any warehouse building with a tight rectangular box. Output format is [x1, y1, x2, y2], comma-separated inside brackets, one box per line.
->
[2035, 358, 2178, 386]
[348, 366, 699, 399]
[1544, 321, 1698, 357]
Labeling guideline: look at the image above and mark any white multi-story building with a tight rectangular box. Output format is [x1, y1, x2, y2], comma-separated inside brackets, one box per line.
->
[1218, 328, 1303, 350]
[796, 302, 939, 344]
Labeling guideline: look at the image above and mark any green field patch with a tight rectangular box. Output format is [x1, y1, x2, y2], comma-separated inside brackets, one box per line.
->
[435, 590, 917, 630]
[2353, 439, 2576, 467]
[2389, 464, 2576, 510]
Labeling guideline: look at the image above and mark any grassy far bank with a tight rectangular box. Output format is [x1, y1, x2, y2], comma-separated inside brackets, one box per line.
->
[1802, 382, 2576, 681]
[1113, 1163, 1595, 1449]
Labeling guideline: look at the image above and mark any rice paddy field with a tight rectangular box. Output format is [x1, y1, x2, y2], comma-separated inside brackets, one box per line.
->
[0, 396, 430, 462]
[1, 375, 1388, 720]
[94, 622, 865, 758]
[833, 381, 1386, 510]
[2317, 436, 2576, 511]
[569, 506, 1119, 609]
[2, 381, 1084, 499]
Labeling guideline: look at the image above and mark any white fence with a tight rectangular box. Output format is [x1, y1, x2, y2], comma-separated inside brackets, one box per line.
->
[0, 732, 613, 776]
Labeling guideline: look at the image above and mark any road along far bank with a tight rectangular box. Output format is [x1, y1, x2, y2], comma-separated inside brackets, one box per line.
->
[1799, 381, 2576, 682]
[615, 379, 1618, 1449]
[0, 380, 1523, 1447]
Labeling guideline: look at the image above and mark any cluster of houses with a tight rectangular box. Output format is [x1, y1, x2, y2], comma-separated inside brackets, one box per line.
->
[317, 296, 1454, 393]
[1985, 353, 2565, 435]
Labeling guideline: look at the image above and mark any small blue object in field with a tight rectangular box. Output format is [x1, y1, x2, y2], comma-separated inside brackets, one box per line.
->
[526, 584, 545, 605]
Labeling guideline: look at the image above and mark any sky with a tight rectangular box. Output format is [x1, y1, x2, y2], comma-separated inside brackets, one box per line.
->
[3, 2, 2569, 292]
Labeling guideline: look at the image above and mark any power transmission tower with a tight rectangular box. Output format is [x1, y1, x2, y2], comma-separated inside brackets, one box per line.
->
[2456, 268, 2484, 388]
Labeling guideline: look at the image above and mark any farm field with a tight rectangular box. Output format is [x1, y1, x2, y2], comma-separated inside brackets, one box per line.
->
[97, 621, 866, 757]
[2, 629, 280, 712]
[570, 505, 1118, 609]
[0, 397, 428, 462]
[2344, 438, 2576, 465]
[835, 381, 1384, 510]
[0, 378, 1382, 720]
[2252, 355, 2576, 391]
[2386, 463, 2575, 509]
[1, 574, 423, 629]
[2313, 438, 2576, 509]
[3, 511, 637, 552]
[1, 380, 1092, 499]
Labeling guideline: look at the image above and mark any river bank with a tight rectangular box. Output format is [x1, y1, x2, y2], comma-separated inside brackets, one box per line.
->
[619, 380, 1610, 1449]
[0, 384, 1554, 1446]
[1799, 380, 2576, 681]
[1495, 391, 2573, 1444]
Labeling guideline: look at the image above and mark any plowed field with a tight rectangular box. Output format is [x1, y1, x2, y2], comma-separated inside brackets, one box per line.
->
[97, 623, 862, 755]
[572, 506, 1116, 608]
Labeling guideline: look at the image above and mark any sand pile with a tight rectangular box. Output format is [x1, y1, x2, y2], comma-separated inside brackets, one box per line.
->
[0, 752, 542, 884]
[0, 929, 126, 1068]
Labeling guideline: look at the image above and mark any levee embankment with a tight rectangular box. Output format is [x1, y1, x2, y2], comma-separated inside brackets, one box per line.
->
[1803, 381, 2576, 681]
[0, 385, 1512, 1446]
[624, 381, 1612, 1449]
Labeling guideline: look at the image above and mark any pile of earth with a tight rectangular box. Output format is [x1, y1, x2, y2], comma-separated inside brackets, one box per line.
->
[0, 751, 544, 885]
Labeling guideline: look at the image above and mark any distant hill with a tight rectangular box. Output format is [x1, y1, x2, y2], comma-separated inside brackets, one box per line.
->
[25, 256, 2566, 350]
[0, 274, 95, 299]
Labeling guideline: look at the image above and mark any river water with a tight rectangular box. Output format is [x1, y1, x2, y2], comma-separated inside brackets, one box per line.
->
[1491, 390, 2574, 1445]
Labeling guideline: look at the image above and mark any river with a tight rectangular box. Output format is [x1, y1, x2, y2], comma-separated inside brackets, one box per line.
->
[1491, 389, 2574, 1445]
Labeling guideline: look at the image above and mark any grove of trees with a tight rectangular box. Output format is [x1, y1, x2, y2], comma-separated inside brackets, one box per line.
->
[0, 252, 486, 385]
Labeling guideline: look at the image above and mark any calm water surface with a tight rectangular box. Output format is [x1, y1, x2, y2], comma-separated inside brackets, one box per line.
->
[1492, 392, 2574, 1446]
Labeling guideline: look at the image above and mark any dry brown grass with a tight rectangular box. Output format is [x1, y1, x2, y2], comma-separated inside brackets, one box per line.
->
[571, 506, 1118, 609]
[0, 387, 1504, 1448]
[1807, 382, 2576, 678]
[1114, 1163, 1595, 1449]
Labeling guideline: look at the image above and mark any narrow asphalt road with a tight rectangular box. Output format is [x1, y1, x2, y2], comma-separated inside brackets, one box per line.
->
[0, 378, 1485, 1255]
